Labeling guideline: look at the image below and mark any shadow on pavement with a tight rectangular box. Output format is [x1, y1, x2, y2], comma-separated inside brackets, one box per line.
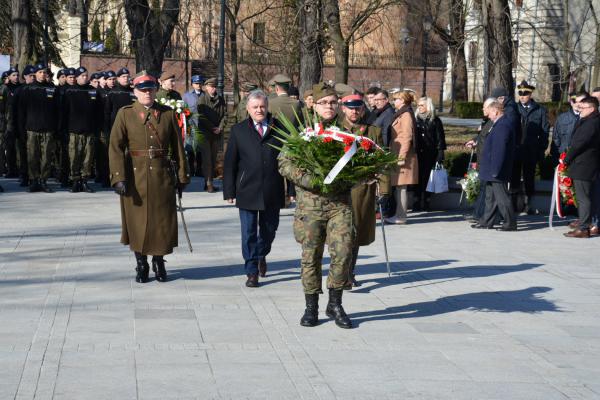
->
[349, 286, 559, 326]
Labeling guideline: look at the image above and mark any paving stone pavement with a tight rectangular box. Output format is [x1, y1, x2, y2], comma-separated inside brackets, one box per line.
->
[1, 177, 599, 400]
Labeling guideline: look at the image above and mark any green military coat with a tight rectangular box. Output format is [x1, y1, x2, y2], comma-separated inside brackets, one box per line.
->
[234, 97, 248, 124]
[337, 117, 390, 247]
[109, 101, 190, 256]
[269, 94, 303, 125]
[156, 88, 182, 102]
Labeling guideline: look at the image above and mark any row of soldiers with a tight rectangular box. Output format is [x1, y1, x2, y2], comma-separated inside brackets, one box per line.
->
[0, 63, 136, 192]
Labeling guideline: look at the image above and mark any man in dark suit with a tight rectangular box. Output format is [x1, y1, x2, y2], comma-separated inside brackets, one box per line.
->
[473, 98, 517, 231]
[224, 90, 285, 287]
[563, 96, 600, 238]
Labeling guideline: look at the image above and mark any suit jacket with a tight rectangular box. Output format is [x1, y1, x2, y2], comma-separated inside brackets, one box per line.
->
[564, 112, 600, 181]
[479, 115, 516, 183]
[223, 115, 286, 210]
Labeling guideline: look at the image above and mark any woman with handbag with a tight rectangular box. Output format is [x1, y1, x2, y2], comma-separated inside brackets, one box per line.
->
[414, 97, 447, 211]
[385, 91, 419, 224]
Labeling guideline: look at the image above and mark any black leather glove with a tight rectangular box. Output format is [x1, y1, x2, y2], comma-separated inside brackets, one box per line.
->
[436, 150, 445, 164]
[113, 181, 126, 196]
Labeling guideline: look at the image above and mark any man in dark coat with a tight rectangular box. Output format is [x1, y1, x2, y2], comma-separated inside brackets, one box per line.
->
[1, 67, 20, 178]
[513, 81, 550, 214]
[224, 90, 285, 288]
[109, 71, 190, 283]
[562, 96, 600, 238]
[551, 92, 584, 162]
[368, 89, 395, 147]
[474, 99, 517, 231]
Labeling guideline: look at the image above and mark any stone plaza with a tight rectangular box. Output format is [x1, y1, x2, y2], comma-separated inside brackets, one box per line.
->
[1, 177, 599, 399]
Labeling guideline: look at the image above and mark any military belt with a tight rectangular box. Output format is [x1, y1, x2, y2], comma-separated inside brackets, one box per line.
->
[129, 149, 168, 159]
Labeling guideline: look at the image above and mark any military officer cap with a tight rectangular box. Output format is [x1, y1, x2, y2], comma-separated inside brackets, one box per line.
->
[116, 67, 130, 77]
[74, 66, 87, 77]
[133, 70, 158, 90]
[312, 82, 338, 101]
[22, 65, 34, 77]
[159, 71, 175, 81]
[191, 75, 204, 84]
[341, 93, 364, 108]
[56, 69, 66, 78]
[517, 80, 535, 94]
[32, 63, 47, 73]
[271, 74, 291, 89]
[90, 72, 101, 80]
[7, 66, 18, 75]
[303, 89, 313, 99]
[204, 77, 217, 86]
[65, 68, 77, 77]
[104, 70, 116, 79]
[240, 82, 258, 92]
[1, 71, 8, 80]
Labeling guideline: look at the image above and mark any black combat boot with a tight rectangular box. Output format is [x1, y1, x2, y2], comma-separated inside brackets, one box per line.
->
[300, 293, 319, 327]
[152, 256, 167, 282]
[81, 180, 95, 193]
[40, 180, 54, 193]
[134, 252, 150, 283]
[20, 175, 29, 187]
[70, 180, 81, 193]
[325, 289, 352, 329]
[28, 179, 41, 192]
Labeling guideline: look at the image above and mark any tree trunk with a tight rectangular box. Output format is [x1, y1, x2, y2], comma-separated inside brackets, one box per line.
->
[12, 0, 35, 69]
[450, 43, 468, 102]
[124, 0, 180, 76]
[298, 0, 323, 94]
[482, 0, 514, 94]
[228, 16, 239, 105]
[322, 0, 348, 84]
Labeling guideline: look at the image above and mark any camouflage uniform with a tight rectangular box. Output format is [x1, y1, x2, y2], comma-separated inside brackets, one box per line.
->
[278, 124, 355, 294]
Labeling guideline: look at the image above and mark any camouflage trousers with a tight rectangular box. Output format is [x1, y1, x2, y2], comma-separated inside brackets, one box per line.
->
[293, 205, 355, 294]
[69, 133, 95, 180]
[27, 131, 56, 180]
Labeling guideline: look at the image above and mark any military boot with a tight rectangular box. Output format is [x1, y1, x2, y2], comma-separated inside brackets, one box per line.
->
[28, 179, 41, 192]
[300, 294, 319, 327]
[134, 253, 150, 283]
[81, 180, 95, 193]
[70, 180, 81, 193]
[40, 180, 54, 193]
[325, 289, 352, 329]
[152, 256, 167, 282]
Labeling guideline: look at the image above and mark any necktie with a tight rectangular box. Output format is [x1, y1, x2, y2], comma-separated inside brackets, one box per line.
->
[257, 123, 264, 137]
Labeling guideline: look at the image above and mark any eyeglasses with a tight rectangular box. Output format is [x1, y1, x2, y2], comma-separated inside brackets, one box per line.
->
[316, 101, 338, 107]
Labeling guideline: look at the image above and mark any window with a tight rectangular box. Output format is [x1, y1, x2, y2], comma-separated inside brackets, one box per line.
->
[468, 41, 478, 68]
[253, 22, 265, 45]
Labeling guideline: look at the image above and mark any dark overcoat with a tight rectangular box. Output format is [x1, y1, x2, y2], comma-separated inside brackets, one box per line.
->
[564, 112, 600, 181]
[109, 101, 190, 255]
[223, 116, 286, 210]
[479, 115, 516, 183]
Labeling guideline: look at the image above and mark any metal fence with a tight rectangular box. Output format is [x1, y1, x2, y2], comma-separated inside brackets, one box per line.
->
[323, 52, 447, 69]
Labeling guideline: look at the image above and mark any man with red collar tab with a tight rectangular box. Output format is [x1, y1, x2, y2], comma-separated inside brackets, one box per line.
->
[109, 71, 190, 283]
[336, 93, 390, 288]
[223, 90, 285, 287]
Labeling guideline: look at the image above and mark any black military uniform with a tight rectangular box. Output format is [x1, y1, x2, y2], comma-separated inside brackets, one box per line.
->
[60, 66, 102, 192]
[17, 64, 60, 192]
[2, 68, 21, 178]
[55, 68, 77, 187]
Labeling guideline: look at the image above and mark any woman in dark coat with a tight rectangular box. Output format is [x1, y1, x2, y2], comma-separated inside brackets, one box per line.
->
[414, 97, 446, 211]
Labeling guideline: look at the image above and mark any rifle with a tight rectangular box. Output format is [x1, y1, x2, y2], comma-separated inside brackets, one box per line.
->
[170, 159, 193, 253]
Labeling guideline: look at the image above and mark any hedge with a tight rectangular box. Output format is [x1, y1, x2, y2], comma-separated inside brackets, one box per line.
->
[454, 102, 483, 119]
[443, 150, 556, 180]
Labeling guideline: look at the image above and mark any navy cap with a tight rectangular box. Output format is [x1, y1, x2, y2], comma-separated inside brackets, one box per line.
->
[22, 65, 35, 76]
[90, 72, 100, 80]
[32, 63, 47, 73]
[57, 69, 66, 78]
[1, 72, 8, 80]
[74, 66, 87, 77]
[116, 67, 130, 77]
[7, 67, 18, 75]
[191, 75, 204, 84]
[65, 68, 76, 77]
[105, 70, 116, 78]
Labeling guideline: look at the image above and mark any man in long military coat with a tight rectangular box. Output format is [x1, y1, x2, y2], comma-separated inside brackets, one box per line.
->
[109, 71, 190, 283]
[336, 93, 390, 288]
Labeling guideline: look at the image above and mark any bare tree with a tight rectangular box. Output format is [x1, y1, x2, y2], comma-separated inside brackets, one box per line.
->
[322, 0, 395, 84]
[124, 0, 180, 75]
[481, 0, 514, 93]
[298, 0, 323, 93]
[11, 0, 36, 68]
